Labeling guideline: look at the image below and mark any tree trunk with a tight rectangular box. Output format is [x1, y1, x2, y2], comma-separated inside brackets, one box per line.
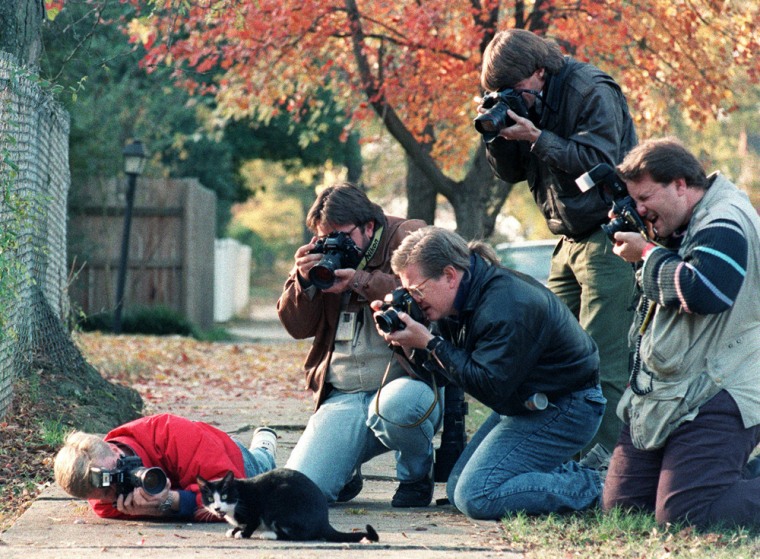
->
[446, 144, 514, 239]
[0, 0, 45, 66]
[405, 149, 436, 225]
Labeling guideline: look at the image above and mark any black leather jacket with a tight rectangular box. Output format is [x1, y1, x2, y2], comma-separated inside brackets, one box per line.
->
[486, 57, 637, 239]
[429, 255, 599, 416]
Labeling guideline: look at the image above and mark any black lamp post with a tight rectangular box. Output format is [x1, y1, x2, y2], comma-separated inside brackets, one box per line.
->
[113, 139, 147, 334]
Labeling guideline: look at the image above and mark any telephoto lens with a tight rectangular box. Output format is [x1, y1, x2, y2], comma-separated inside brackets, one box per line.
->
[130, 467, 168, 495]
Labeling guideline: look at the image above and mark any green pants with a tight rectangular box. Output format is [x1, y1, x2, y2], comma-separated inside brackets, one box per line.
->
[547, 228, 635, 453]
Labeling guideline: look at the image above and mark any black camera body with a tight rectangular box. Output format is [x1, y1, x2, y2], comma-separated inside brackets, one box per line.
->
[90, 455, 168, 496]
[308, 231, 364, 290]
[374, 287, 426, 333]
[575, 162, 648, 241]
[474, 89, 530, 143]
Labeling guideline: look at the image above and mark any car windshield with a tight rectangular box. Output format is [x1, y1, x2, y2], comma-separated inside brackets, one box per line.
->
[495, 241, 555, 284]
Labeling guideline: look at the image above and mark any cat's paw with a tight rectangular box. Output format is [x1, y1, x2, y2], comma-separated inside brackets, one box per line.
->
[225, 528, 241, 539]
[258, 530, 278, 540]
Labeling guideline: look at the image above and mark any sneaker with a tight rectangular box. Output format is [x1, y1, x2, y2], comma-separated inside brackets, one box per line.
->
[336, 468, 363, 503]
[251, 427, 278, 460]
[579, 443, 611, 475]
[391, 475, 434, 508]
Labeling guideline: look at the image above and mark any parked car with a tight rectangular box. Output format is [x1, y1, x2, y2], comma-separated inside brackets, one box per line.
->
[495, 239, 556, 284]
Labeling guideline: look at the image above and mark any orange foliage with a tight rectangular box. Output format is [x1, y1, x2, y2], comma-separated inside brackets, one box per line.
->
[124, 0, 757, 169]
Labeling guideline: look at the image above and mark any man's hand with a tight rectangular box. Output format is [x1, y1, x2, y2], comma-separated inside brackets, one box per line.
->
[498, 110, 541, 144]
[319, 268, 357, 294]
[293, 239, 322, 281]
[371, 303, 433, 351]
[115, 480, 173, 517]
[612, 231, 648, 263]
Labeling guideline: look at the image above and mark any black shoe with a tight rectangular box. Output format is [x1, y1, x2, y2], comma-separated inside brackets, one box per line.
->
[392, 475, 434, 508]
[336, 469, 363, 502]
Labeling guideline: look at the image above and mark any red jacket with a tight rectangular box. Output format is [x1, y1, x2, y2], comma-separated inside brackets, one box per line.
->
[88, 414, 245, 521]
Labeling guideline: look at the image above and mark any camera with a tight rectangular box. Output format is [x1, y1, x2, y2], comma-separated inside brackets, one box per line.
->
[473, 88, 530, 143]
[434, 385, 468, 482]
[575, 162, 648, 241]
[308, 231, 364, 290]
[90, 455, 168, 496]
[374, 287, 426, 333]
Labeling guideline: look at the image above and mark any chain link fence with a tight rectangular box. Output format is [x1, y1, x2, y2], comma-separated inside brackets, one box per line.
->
[0, 52, 70, 418]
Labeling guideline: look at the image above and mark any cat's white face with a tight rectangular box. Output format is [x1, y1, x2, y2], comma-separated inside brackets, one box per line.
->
[204, 491, 237, 521]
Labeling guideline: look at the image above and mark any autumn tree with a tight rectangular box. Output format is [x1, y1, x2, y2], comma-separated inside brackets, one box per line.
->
[126, 0, 757, 238]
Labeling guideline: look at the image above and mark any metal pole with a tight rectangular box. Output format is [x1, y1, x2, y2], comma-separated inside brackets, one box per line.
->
[113, 173, 137, 334]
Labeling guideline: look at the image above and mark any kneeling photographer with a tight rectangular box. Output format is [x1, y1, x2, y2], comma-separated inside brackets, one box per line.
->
[373, 226, 606, 520]
[54, 413, 277, 521]
[277, 182, 442, 508]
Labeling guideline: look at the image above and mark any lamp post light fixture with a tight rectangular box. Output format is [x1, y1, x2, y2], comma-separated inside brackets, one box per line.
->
[113, 139, 147, 334]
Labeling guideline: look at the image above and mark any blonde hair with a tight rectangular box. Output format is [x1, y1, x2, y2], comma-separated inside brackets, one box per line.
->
[54, 431, 112, 498]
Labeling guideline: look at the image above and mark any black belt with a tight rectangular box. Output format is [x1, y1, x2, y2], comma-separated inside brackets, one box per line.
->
[546, 372, 599, 402]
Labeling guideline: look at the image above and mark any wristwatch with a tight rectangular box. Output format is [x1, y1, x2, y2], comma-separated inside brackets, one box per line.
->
[158, 492, 175, 513]
[426, 335, 444, 354]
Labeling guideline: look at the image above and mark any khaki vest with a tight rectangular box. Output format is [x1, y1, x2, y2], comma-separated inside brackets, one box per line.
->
[619, 174, 760, 449]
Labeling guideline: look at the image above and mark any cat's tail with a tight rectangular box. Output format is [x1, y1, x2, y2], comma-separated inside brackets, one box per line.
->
[324, 524, 379, 543]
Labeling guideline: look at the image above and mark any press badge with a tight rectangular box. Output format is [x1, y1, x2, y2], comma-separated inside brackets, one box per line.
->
[335, 311, 357, 342]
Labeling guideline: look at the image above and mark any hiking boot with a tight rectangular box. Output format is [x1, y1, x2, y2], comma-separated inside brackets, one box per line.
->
[251, 427, 278, 459]
[579, 443, 611, 479]
[336, 468, 363, 503]
[391, 475, 434, 508]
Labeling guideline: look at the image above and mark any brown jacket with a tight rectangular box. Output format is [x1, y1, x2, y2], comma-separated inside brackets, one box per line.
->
[276, 215, 426, 409]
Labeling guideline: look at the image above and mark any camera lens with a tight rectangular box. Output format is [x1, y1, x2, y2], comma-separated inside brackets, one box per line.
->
[374, 309, 404, 333]
[131, 467, 168, 495]
[309, 252, 343, 290]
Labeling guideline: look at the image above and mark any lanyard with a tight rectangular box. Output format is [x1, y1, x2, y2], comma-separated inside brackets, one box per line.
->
[356, 225, 383, 271]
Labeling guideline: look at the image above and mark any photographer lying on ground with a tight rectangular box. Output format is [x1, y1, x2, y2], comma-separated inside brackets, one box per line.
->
[372, 226, 606, 520]
[277, 182, 441, 508]
[602, 137, 760, 529]
[54, 413, 276, 521]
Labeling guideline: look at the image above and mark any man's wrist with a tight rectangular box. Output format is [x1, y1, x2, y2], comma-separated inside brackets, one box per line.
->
[641, 242, 658, 260]
[426, 335, 444, 354]
[158, 491, 176, 514]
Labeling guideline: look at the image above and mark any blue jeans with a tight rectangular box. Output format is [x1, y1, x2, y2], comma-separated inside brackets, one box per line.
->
[235, 440, 276, 477]
[285, 377, 442, 502]
[446, 385, 606, 519]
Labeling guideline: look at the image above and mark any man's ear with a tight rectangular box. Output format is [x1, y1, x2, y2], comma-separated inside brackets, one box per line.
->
[363, 220, 375, 238]
[443, 265, 458, 287]
[674, 177, 689, 195]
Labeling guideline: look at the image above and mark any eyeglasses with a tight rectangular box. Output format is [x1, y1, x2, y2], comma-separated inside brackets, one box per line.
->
[316, 224, 358, 240]
[407, 276, 432, 300]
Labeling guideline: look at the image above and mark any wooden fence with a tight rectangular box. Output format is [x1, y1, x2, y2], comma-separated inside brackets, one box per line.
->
[68, 177, 216, 331]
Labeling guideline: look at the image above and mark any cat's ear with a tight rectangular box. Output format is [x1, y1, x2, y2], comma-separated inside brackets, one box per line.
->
[223, 470, 235, 483]
[196, 475, 207, 488]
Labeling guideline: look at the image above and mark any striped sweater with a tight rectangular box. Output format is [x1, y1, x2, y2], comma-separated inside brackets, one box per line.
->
[641, 218, 748, 315]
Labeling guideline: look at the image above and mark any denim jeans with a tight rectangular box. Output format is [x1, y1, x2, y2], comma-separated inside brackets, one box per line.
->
[285, 377, 442, 502]
[446, 385, 606, 520]
[235, 440, 276, 477]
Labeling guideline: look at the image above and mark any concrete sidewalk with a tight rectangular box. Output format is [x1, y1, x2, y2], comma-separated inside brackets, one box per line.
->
[0, 350, 518, 559]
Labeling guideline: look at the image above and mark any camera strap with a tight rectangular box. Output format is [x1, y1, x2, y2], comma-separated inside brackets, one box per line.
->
[356, 225, 383, 271]
[373, 348, 439, 429]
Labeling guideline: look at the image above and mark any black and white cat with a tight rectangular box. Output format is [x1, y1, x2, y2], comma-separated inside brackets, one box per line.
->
[197, 468, 379, 543]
